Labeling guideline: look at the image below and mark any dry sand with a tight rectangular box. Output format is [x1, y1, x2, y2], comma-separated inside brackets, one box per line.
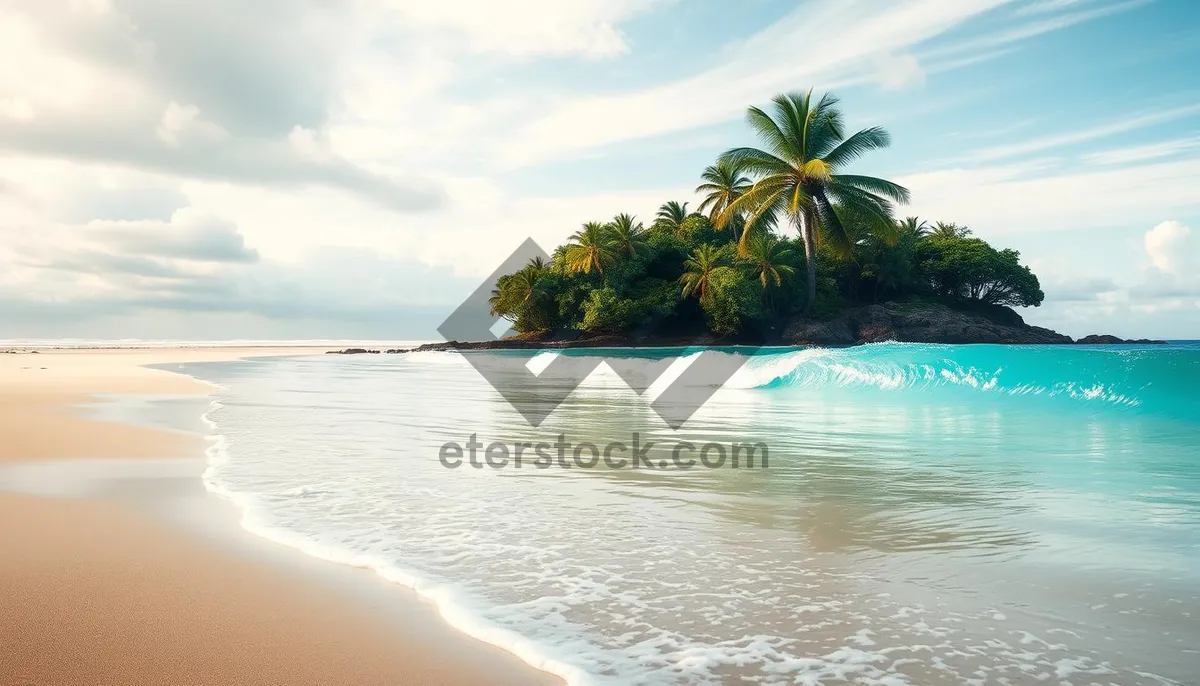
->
[0, 348, 562, 686]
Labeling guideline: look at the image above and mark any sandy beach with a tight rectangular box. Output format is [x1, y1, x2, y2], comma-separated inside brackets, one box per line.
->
[0, 348, 561, 686]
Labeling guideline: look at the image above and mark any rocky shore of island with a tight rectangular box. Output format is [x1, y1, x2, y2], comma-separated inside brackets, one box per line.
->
[327, 301, 1166, 354]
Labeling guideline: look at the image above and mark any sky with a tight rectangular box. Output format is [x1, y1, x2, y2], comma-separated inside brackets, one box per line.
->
[1, 0, 1198, 341]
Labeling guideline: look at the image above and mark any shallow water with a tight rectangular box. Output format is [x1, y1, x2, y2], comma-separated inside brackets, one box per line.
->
[190, 343, 1200, 685]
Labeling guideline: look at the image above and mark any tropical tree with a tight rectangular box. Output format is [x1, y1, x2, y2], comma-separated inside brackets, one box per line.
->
[917, 235, 1043, 306]
[606, 213, 647, 258]
[565, 222, 617, 275]
[740, 234, 796, 289]
[679, 244, 730, 300]
[655, 201, 690, 236]
[488, 260, 554, 331]
[931, 221, 971, 239]
[720, 90, 910, 312]
[696, 159, 752, 233]
[897, 216, 931, 239]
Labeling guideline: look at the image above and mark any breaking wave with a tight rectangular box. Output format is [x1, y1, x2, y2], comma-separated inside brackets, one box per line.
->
[727, 342, 1200, 413]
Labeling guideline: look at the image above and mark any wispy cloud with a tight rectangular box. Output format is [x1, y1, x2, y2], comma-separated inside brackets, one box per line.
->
[963, 104, 1200, 162]
[1083, 137, 1200, 164]
[900, 157, 1200, 236]
[499, 0, 1152, 167]
[1015, 0, 1106, 17]
[377, 0, 673, 59]
[934, 0, 1150, 57]
[501, 0, 1017, 166]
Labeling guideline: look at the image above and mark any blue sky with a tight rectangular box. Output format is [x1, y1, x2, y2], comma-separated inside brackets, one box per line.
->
[1, 0, 1198, 340]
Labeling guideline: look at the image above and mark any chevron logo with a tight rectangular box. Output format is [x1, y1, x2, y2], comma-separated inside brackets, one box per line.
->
[438, 238, 757, 429]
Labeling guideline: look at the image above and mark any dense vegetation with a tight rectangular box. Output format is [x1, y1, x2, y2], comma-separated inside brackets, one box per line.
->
[489, 91, 1044, 341]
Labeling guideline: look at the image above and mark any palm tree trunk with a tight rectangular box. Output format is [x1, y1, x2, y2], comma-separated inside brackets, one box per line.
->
[798, 209, 817, 313]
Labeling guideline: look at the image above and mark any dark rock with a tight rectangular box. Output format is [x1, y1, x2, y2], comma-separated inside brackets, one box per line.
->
[855, 304, 898, 342]
[1076, 334, 1167, 345]
[335, 301, 1163, 353]
[782, 300, 1073, 346]
[327, 348, 380, 354]
[782, 315, 856, 346]
[1076, 334, 1123, 344]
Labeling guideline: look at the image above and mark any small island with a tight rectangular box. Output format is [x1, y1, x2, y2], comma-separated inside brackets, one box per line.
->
[479, 90, 1075, 348]
[337, 90, 1164, 354]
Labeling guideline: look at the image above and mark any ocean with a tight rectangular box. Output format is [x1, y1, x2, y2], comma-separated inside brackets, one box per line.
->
[181, 342, 1200, 685]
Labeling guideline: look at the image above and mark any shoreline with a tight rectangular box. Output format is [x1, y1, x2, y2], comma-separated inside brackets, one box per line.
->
[327, 302, 1166, 355]
[0, 348, 563, 686]
[330, 335, 1172, 355]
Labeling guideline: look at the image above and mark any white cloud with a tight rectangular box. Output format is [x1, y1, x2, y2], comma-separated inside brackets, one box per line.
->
[155, 101, 226, 148]
[874, 53, 926, 90]
[900, 158, 1200, 237]
[1144, 220, 1193, 274]
[379, 0, 665, 59]
[0, 1, 443, 210]
[0, 97, 35, 122]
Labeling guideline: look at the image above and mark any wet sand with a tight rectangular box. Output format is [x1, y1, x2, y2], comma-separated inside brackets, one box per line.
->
[0, 348, 562, 686]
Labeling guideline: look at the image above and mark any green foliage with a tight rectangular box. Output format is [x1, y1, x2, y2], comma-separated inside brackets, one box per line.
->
[679, 244, 732, 300]
[916, 235, 1044, 307]
[478, 88, 1048, 342]
[719, 90, 910, 312]
[696, 159, 752, 228]
[931, 221, 971, 239]
[676, 215, 725, 245]
[740, 234, 796, 288]
[580, 281, 678, 334]
[654, 201, 690, 235]
[701, 268, 766, 336]
[606, 213, 648, 258]
[489, 260, 556, 332]
[565, 222, 618, 275]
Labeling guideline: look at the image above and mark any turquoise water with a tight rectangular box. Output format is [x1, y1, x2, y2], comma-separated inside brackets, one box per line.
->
[192, 342, 1200, 685]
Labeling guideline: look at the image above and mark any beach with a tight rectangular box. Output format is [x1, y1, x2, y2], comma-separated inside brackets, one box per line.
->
[3, 344, 1196, 685]
[0, 348, 561, 686]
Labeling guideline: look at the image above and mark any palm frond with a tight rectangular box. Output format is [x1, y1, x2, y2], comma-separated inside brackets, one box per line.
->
[814, 192, 854, 259]
[807, 91, 845, 158]
[745, 104, 800, 161]
[772, 92, 810, 162]
[822, 127, 892, 168]
[833, 174, 911, 204]
[718, 147, 792, 178]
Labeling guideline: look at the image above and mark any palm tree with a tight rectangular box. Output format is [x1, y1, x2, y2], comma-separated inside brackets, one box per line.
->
[696, 160, 752, 234]
[897, 216, 931, 239]
[488, 263, 544, 318]
[931, 221, 971, 239]
[655, 201, 690, 236]
[606, 213, 647, 257]
[679, 245, 730, 300]
[720, 90, 910, 312]
[565, 222, 617, 275]
[509, 264, 543, 303]
[740, 234, 796, 289]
